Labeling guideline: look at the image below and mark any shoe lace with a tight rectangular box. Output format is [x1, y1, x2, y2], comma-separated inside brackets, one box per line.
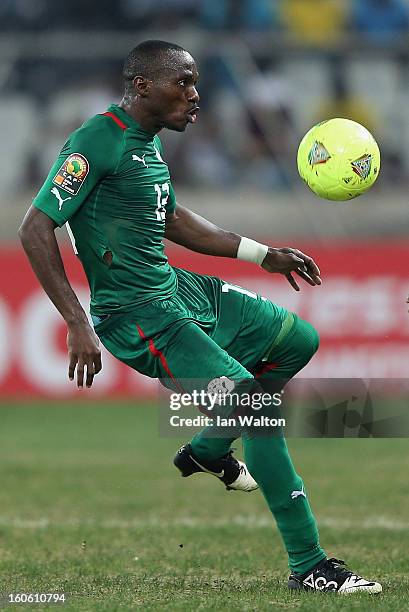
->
[227, 450, 248, 477]
[221, 449, 244, 475]
[323, 558, 356, 581]
[223, 449, 238, 464]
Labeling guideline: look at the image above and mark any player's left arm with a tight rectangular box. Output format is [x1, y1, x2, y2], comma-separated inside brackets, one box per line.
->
[165, 203, 321, 291]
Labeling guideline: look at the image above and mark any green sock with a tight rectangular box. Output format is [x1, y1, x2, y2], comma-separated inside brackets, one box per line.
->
[191, 427, 326, 574]
[243, 433, 326, 574]
[190, 425, 236, 461]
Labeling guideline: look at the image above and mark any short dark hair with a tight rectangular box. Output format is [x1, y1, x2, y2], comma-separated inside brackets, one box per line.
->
[123, 40, 188, 82]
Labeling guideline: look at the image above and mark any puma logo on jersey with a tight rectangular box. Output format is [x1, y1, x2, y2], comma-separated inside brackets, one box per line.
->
[132, 154, 148, 168]
[291, 485, 306, 500]
[51, 186, 72, 211]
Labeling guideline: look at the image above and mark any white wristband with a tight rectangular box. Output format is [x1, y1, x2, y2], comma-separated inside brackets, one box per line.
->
[237, 237, 269, 266]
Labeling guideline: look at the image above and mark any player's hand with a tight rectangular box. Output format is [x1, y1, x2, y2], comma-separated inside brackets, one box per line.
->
[67, 322, 102, 388]
[261, 247, 322, 291]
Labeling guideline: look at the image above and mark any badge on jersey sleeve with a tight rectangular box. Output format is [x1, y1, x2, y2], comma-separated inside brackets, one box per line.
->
[52, 153, 89, 195]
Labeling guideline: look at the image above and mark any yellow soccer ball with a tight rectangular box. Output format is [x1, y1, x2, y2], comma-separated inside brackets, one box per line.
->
[297, 118, 381, 201]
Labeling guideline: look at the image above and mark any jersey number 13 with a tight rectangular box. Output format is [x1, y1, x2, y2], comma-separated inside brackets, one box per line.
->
[154, 183, 169, 221]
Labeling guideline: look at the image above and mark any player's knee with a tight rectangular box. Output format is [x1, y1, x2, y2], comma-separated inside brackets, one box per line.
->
[280, 318, 320, 379]
[297, 318, 320, 363]
[305, 320, 320, 355]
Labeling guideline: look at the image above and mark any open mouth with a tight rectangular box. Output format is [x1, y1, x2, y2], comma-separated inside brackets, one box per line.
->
[187, 106, 200, 124]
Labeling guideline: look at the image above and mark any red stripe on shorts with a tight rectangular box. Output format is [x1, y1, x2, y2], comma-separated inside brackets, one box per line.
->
[135, 324, 184, 392]
[101, 111, 128, 130]
[255, 362, 278, 378]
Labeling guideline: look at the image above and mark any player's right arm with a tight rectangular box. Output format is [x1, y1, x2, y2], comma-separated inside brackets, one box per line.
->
[19, 117, 122, 388]
[19, 207, 101, 388]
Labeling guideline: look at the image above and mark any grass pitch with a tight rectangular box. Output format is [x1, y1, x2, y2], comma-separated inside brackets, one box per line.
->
[1, 401, 409, 611]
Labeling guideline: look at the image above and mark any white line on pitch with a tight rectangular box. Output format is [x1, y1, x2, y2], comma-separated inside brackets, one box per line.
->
[0, 515, 407, 530]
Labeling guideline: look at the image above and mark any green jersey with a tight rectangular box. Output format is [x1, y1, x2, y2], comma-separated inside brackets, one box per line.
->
[33, 104, 177, 315]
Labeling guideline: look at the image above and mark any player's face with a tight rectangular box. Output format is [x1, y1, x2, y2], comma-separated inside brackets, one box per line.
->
[148, 54, 200, 132]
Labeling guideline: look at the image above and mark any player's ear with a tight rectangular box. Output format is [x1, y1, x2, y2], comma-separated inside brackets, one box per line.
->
[133, 76, 150, 98]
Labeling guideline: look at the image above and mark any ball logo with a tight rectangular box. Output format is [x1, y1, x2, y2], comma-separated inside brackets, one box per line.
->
[351, 154, 372, 179]
[308, 141, 331, 166]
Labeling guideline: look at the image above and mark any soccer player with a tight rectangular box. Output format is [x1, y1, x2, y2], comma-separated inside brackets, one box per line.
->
[19, 40, 381, 594]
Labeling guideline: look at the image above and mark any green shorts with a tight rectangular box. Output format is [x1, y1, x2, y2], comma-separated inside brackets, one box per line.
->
[92, 267, 314, 390]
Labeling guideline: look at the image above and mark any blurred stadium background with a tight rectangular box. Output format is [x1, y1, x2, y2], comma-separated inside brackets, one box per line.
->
[1, 0, 409, 399]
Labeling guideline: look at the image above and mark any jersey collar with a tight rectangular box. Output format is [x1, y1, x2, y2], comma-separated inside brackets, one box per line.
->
[107, 104, 155, 141]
